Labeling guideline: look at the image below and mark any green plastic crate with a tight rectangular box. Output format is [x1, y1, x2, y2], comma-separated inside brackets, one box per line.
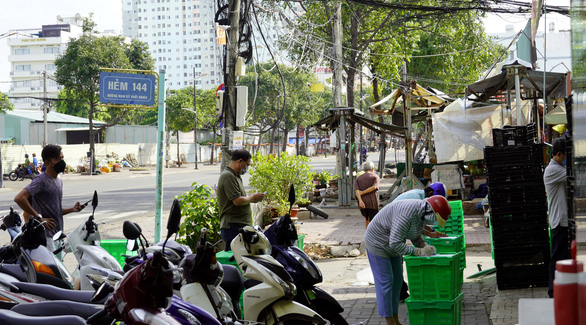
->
[404, 252, 463, 301]
[296, 234, 305, 250]
[406, 293, 464, 325]
[216, 250, 239, 270]
[100, 239, 137, 268]
[424, 235, 466, 269]
[435, 201, 465, 243]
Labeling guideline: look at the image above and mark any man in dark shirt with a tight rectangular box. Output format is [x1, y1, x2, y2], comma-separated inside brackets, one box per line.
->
[355, 161, 380, 227]
[217, 149, 265, 251]
[14, 144, 84, 253]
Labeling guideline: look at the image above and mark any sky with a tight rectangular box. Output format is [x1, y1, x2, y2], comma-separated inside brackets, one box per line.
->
[0, 0, 572, 93]
[0, 0, 123, 92]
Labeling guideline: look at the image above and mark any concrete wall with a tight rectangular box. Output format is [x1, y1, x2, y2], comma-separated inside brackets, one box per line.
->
[104, 125, 158, 144]
[1, 142, 320, 175]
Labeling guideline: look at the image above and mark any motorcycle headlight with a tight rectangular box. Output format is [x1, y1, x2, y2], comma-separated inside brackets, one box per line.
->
[267, 268, 296, 297]
[289, 250, 321, 280]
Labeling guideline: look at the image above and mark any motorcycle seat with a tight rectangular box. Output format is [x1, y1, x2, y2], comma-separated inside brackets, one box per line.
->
[11, 282, 109, 304]
[0, 264, 27, 282]
[0, 309, 86, 325]
[11, 300, 115, 324]
[219, 264, 244, 301]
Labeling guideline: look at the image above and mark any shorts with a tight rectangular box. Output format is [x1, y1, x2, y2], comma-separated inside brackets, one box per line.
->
[360, 208, 378, 221]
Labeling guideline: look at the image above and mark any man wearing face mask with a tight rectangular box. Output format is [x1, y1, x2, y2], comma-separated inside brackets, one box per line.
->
[217, 149, 265, 251]
[14, 144, 84, 252]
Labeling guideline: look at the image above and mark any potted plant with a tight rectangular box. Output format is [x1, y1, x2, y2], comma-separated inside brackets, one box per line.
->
[329, 174, 340, 189]
[296, 198, 311, 208]
[249, 152, 314, 220]
[317, 170, 332, 186]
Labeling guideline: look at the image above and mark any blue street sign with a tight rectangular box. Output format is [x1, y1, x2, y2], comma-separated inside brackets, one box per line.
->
[99, 72, 156, 106]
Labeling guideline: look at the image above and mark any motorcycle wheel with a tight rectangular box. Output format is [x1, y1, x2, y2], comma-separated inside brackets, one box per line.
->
[8, 172, 18, 181]
[318, 310, 348, 325]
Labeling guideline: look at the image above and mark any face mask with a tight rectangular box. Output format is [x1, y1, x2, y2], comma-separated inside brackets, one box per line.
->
[240, 161, 249, 175]
[54, 160, 66, 174]
[562, 157, 567, 166]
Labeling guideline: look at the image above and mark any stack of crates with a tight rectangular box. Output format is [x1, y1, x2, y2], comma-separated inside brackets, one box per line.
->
[405, 253, 464, 325]
[484, 137, 550, 290]
[405, 200, 466, 325]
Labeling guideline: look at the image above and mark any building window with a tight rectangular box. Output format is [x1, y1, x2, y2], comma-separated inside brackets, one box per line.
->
[15, 64, 31, 71]
[44, 47, 60, 54]
[14, 48, 30, 55]
[45, 63, 56, 70]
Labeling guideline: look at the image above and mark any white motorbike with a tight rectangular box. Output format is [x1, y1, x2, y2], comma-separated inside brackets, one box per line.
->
[179, 228, 252, 324]
[231, 226, 325, 325]
[53, 191, 124, 290]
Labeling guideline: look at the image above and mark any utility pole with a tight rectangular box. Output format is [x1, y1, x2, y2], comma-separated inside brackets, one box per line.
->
[193, 67, 198, 170]
[42, 71, 47, 147]
[221, 0, 240, 171]
[332, 2, 350, 206]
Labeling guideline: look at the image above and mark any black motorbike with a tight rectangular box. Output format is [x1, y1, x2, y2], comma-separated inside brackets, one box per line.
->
[8, 164, 38, 181]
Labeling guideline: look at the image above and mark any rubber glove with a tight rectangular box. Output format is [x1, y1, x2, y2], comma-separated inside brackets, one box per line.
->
[414, 245, 436, 256]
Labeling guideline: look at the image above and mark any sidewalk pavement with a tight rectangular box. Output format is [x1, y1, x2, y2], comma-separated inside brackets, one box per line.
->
[297, 176, 586, 325]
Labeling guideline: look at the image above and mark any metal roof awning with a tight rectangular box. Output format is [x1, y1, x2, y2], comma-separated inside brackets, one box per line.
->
[55, 127, 100, 132]
[467, 62, 568, 102]
[313, 107, 406, 137]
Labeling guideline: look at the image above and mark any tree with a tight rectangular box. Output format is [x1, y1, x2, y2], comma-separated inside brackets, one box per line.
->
[239, 63, 322, 154]
[54, 16, 154, 165]
[0, 91, 13, 114]
[165, 87, 218, 165]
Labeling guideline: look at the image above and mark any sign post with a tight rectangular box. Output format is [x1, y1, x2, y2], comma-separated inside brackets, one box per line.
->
[154, 70, 165, 243]
[98, 69, 162, 241]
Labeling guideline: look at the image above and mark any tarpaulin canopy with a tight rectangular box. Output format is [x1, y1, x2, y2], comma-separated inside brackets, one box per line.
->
[313, 107, 405, 137]
[467, 61, 568, 102]
[544, 104, 567, 125]
[369, 81, 449, 116]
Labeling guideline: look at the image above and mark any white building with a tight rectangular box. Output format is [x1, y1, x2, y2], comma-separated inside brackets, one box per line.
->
[122, 0, 222, 90]
[7, 16, 83, 110]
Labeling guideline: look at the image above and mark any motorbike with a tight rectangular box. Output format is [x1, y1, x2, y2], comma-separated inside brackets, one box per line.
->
[180, 227, 248, 324]
[0, 215, 74, 290]
[265, 185, 346, 324]
[8, 164, 39, 181]
[230, 223, 326, 324]
[52, 191, 126, 290]
[87, 198, 212, 325]
[0, 207, 22, 243]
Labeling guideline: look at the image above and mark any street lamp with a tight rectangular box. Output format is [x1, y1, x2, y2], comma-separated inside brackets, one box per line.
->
[191, 71, 209, 169]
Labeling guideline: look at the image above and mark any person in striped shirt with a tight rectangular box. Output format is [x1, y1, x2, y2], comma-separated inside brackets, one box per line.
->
[365, 196, 451, 325]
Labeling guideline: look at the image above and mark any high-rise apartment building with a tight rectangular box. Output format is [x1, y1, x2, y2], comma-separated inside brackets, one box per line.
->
[122, 0, 223, 90]
[7, 16, 83, 110]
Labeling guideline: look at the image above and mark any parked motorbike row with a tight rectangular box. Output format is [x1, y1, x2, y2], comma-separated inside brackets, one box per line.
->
[0, 186, 349, 325]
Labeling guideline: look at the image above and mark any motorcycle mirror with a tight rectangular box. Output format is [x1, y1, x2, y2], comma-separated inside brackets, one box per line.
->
[91, 190, 98, 211]
[91, 281, 114, 303]
[123, 221, 142, 240]
[126, 239, 138, 251]
[288, 184, 296, 213]
[52, 230, 64, 241]
[166, 199, 182, 239]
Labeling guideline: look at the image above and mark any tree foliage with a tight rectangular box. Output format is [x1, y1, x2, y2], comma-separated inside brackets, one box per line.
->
[54, 16, 154, 153]
[0, 91, 13, 114]
[238, 63, 328, 151]
[262, 0, 501, 102]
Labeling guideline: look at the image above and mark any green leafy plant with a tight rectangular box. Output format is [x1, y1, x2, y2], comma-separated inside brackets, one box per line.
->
[249, 152, 314, 216]
[317, 170, 332, 182]
[176, 182, 220, 250]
